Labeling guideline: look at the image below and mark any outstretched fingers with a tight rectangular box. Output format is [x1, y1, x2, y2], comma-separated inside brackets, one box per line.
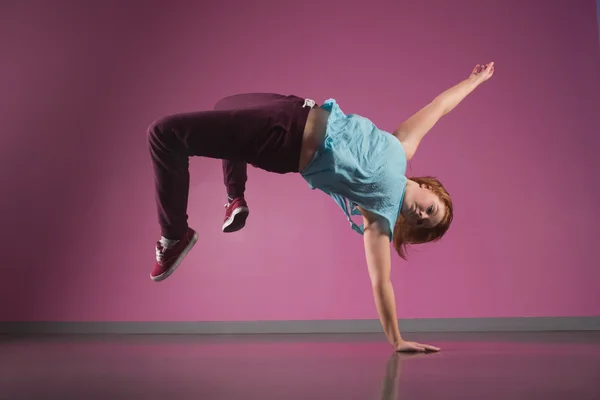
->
[417, 343, 441, 352]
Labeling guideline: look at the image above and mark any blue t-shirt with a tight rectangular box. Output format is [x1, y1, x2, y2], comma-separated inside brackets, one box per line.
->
[300, 99, 407, 241]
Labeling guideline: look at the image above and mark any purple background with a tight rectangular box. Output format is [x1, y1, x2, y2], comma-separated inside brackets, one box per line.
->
[1, 0, 599, 322]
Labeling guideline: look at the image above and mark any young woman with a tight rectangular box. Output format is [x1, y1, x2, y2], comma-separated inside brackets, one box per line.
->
[147, 62, 495, 352]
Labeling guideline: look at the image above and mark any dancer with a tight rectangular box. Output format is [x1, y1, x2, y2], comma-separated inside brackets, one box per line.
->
[147, 62, 495, 352]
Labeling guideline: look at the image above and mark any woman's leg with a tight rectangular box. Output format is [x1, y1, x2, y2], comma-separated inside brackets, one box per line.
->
[148, 107, 267, 240]
[213, 93, 290, 232]
[146, 93, 312, 281]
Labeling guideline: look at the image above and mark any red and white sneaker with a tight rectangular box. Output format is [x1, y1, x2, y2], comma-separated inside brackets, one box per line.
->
[150, 227, 198, 282]
[222, 197, 249, 233]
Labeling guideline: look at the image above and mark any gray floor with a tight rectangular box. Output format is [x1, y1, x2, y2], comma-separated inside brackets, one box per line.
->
[1, 331, 599, 399]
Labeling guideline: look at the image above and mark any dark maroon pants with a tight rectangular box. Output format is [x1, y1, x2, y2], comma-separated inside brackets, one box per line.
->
[147, 93, 315, 239]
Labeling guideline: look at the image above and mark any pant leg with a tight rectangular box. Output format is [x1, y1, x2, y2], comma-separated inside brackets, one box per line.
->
[214, 93, 289, 199]
[221, 157, 245, 199]
[147, 94, 307, 239]
[148, 117, 190, 239]
[148, 109, 251, 239]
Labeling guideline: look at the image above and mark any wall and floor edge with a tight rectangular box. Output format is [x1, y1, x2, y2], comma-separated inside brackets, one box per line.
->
[1, 317, 599, 335]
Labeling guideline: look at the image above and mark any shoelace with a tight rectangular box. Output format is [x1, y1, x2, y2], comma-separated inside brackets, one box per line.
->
[155, 242, 166, 262]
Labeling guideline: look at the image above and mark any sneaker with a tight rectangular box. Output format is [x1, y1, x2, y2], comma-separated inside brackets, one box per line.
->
[151, 227, 198, 282]
[222, 197, 249, 233]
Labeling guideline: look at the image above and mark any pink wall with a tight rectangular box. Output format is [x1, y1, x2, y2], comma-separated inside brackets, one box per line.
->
[1, 0, 599, 322]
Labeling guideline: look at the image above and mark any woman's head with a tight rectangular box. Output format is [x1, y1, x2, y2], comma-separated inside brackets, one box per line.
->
[393, 177, 453, 259]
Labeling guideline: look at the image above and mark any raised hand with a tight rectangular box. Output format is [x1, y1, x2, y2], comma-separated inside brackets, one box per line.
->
[469, 62, 495, 84]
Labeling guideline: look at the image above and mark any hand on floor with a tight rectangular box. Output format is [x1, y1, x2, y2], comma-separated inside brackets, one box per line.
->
[394, 340, 441, 352]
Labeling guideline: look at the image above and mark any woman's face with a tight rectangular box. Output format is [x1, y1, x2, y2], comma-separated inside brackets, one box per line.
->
[402, 182, 445, 228]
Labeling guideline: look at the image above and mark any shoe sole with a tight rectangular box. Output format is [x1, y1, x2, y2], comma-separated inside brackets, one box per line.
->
[222, 207, 249, 233]
[151, 230, 199, 282]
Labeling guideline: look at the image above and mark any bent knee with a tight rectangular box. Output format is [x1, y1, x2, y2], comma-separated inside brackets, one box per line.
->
[146, 115, 175, 141]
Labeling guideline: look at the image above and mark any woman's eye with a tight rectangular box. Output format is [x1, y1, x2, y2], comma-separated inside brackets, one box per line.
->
[427, 206, 433, 214]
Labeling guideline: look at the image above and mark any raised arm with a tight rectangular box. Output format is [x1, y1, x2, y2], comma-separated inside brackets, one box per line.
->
[393, 62, 495, 160]
[360, 207, 440, 352]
